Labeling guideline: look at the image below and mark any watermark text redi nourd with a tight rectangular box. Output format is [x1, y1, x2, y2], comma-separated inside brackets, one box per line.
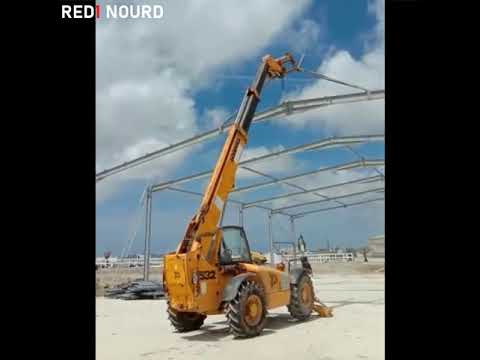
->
[61, 3, 164, 19]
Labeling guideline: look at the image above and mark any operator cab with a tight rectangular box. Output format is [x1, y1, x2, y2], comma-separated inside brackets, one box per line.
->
[219, 226, 253, 265]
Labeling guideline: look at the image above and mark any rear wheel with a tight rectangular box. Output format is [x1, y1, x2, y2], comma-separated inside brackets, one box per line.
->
[226, 280, 267, 338]
[167, 304, 206, 332]
[288, 273, 314, 320]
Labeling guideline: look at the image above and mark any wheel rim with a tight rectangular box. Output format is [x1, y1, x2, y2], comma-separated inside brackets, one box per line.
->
[244, 294, 263, 327]
[300, 282, 313, 308]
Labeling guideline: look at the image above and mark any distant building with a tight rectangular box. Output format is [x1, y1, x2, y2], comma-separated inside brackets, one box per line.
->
[367, 235, 385, 257]
[95, 256, 119, 268]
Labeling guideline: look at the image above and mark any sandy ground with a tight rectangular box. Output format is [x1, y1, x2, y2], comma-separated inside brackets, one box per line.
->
[96, 271, 384, 360]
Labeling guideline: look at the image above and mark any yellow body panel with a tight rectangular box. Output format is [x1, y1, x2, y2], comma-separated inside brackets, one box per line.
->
[242, 263, 291, 310]
[165, 249, 229, 314]
[165, 251, 292, 314]
[266, 290, 291, 309]
[163, 253, 193, 311]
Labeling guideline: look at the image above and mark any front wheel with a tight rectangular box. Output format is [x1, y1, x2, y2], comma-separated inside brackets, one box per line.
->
[288, 273, 314, 320]
[226, 280, 267, 338]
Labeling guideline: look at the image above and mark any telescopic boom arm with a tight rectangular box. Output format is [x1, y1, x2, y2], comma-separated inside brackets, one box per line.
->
[177, 53, 298, 254]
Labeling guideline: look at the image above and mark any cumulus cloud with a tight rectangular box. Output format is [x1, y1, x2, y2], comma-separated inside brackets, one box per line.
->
[96, 0, 313, 201]
[201, 107, 231, 129]
[285, 19, 324, 54]
[283, 0, 385, 135]
[237, 145, 303, 180]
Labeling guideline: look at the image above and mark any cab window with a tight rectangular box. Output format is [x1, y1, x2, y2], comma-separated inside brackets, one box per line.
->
[219, 228, 251, 264]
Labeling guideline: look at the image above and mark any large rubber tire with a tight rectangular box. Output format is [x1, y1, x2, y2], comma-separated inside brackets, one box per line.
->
[167, 304, 206, 332]
[288, 273, 314, 320]
[226, 280, 267, 338]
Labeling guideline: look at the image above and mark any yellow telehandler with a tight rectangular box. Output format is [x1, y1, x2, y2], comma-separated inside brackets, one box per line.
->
[163, 53, 331, 338]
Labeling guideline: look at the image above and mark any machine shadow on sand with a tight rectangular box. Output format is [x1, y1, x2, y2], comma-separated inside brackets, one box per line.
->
[181, 314, 325, 342]
[180, 296, 383, 342]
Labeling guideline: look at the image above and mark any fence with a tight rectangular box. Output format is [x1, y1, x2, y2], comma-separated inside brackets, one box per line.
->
[96, 257, 164, 269]
[279, 253, 354, 264]
[96, 252, 354, 269]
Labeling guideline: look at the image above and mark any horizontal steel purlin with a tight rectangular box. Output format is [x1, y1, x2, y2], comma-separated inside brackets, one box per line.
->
[292, 197, 385, 219]
[252, 89, 385, 122]
[150, 135, 384, 192]
[96, 90, 385, 182]
[232, 159, 384, 195]
[243, 175, 384, 208]
[238, 165, 348, 208]
[164, 186, 291, 216]
[271, 186, 385, 213]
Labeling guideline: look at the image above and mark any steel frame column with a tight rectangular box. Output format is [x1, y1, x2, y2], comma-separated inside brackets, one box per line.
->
[290, 216, 297, 261]
[239, 205, 244, 227]
[143, 186, 152, 281]
[268, 211, 273, 265]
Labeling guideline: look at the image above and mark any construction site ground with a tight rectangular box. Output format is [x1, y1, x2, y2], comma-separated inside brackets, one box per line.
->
[96, 262, 384, 360]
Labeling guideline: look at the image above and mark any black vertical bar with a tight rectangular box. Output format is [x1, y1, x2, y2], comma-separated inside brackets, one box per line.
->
[237, 61, 269, 133]
[37, 1, 96, 358]
[144, 188, 152, 281]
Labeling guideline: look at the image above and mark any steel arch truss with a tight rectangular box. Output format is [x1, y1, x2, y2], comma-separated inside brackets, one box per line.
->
[98, 89, 385, 277]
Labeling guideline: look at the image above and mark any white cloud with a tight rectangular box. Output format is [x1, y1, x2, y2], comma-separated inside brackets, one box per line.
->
[285, 19, 324, 54]
[283, 0, 385, 135]
[237, 145, 302, 180]
[201, 108, 231, 129]
[367, 0, 385, 48]
[96, 0, 313, 201]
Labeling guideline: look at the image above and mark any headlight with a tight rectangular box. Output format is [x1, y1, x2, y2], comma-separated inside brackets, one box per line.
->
[192, 272, 199, 285]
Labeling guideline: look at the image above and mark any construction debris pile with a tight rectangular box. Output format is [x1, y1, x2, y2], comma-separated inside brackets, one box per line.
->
[105, 280, 165, 300]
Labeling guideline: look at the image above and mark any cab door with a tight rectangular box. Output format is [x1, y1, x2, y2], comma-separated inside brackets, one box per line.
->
[219, 226, 253, 265]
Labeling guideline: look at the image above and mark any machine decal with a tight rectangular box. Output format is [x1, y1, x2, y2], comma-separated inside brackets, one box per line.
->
[230, 138, 240, 162]
[205, 234, 217, 262]
[198, 270, 216, 280]
[268, 273, 279, 288]
[200, 281, 207, 295]
[214, 196, 224, 212]
[234, 143, 244, 163]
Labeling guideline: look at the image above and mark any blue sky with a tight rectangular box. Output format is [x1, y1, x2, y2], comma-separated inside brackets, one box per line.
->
[96, 0, 385, 256]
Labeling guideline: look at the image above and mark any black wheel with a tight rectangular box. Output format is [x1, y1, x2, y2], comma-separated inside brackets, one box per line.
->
[167, 303, 206, 332]
[226, 280, 267, 338]
[288, 273, 314, 320]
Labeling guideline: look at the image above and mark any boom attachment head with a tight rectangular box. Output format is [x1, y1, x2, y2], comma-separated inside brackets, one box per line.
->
[263, 52, 299, 79]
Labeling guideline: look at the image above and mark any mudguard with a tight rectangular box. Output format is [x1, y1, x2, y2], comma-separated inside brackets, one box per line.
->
[222, 272, 256, 302]
[289, 268, 308, 284]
